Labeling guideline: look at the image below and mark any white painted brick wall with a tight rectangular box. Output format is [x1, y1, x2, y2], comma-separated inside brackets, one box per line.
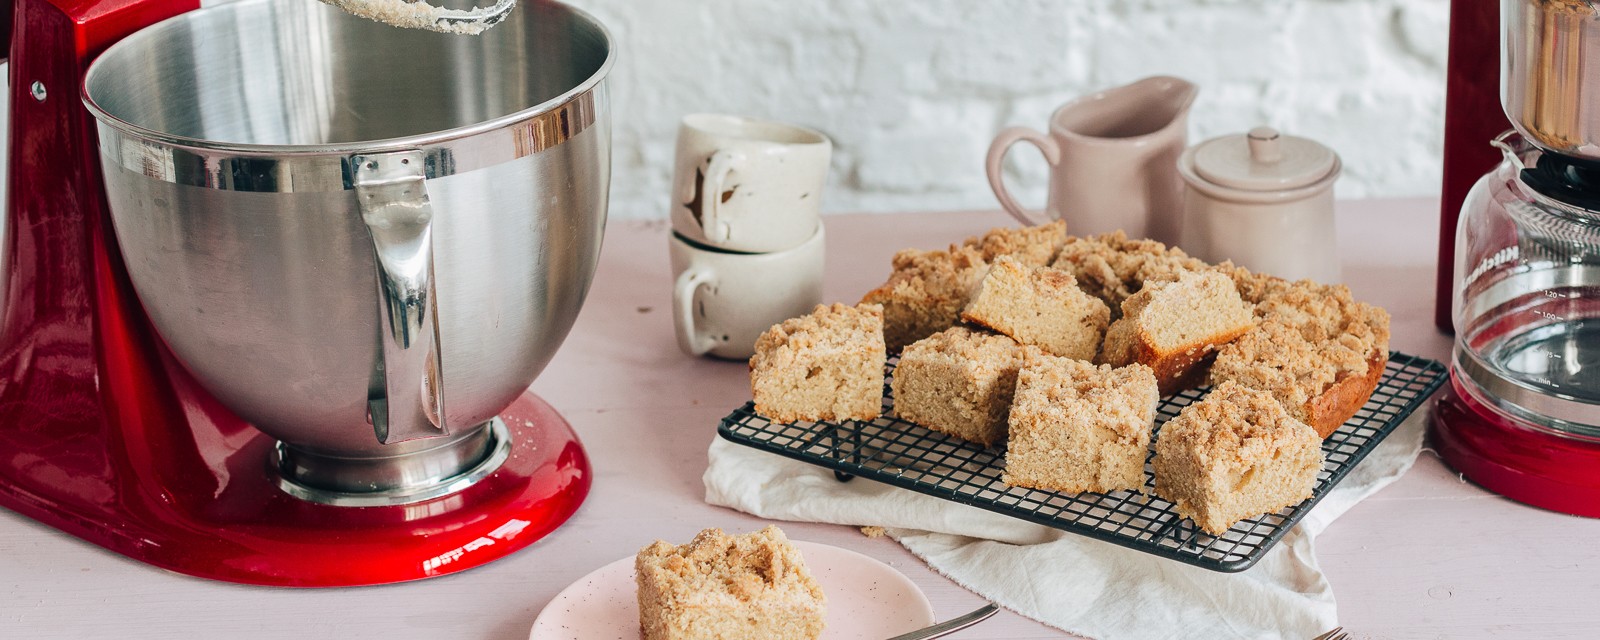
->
[568, 0, 1451, 220]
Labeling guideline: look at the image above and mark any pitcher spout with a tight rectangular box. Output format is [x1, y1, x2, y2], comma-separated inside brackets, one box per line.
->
[1052, 75, 1198, 141]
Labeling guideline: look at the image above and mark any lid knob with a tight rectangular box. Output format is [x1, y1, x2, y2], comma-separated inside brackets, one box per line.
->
[1247, 126, 1283, 163]
[1188, 125, 1339, 192]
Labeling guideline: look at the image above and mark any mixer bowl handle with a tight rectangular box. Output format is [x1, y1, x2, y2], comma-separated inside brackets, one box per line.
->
[352, 150, 448, 444]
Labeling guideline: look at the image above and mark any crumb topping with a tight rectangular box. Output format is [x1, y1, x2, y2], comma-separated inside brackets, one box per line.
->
[1211, 318, 1370, 410]
[1210, 277, 1392, 416]
[1017, 352, 1158, 441]
[752, 303, 884, 364]
[1216, 263, 1295, 305]
[861, 245, 991, 350]
[960, 220, 1069, 266]
[1157, 381, 1317, 466]
[636, 526, 825, 607]
[1051, 231, 1208, 310]
[865, 246, 990, 306]
[900, 326, 1024, 374]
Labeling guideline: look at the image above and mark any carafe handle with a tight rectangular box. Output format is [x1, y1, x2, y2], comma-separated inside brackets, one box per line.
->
[985, 126, 1062, 227]
[1491, 129, 1526, 170]
[352, 150, 448, 444]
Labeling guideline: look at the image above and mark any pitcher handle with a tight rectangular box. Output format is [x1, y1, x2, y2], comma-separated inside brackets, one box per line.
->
[985, 126, 1061, 227]
[352, 150, 448, 444]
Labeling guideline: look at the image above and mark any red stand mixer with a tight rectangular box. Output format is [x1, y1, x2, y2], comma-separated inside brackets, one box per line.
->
[1433, 0, 1600, 517]
[0, 0, 611, 585]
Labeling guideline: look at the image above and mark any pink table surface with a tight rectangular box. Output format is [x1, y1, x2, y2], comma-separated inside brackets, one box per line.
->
[2, 197, 1597, 639]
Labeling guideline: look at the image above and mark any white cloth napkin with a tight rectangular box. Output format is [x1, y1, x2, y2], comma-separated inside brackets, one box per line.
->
[704, 407, 1429, 640]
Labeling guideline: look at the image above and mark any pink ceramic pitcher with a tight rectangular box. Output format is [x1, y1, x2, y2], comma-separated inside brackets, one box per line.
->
[986, 76, 1198, 243]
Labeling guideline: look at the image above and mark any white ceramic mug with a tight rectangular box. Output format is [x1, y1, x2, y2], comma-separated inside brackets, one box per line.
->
[670, 223, 825, 360]
[670, 114, 832, 253]
[985, 76, 1197, 244]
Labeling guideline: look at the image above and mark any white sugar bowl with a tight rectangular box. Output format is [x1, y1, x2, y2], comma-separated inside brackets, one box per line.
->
[1177, 126, 1342, 282]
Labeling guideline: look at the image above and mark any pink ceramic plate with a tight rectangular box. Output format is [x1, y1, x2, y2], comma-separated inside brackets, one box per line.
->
[530, 540, 935, 639]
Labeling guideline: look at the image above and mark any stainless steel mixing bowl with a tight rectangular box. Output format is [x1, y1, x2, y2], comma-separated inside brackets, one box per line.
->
[82, 0, 612, 504]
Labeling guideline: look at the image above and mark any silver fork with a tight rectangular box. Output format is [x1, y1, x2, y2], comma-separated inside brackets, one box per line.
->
[886, 602, 1001, 640]
[1313, 627, 1349, 640]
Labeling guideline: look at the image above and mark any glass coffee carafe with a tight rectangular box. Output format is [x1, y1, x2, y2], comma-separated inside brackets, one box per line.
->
[1436, 130, 1600, 517]
[1452, 131, 1600, 439]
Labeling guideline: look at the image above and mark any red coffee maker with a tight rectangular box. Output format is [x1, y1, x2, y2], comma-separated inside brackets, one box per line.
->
[0, 0, 603, 585]
[1436, 0, 1509, 333]
[1432, 0, 1600, 517]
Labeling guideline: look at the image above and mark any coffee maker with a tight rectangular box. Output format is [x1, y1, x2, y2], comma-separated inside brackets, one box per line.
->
[0, 0, 612, 585]
[1432, 0, 1600, 517]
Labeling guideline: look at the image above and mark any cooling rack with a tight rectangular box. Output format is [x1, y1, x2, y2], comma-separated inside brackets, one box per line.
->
[718, 352, 1448, 572]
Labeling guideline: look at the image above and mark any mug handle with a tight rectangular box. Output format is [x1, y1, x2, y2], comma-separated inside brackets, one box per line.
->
[352, 150, 448, 445]
[699, 151, 739, 243]
[985, 126, 1062, 227]
[673, 268, 719, 356]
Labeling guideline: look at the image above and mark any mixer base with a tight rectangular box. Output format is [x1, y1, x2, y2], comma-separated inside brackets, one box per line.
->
[1432, 376, 1600, 518]
[0, 389, 591, 586]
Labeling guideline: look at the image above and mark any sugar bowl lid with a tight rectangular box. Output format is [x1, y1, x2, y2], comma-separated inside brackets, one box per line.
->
[1190, 126, 1338, 191]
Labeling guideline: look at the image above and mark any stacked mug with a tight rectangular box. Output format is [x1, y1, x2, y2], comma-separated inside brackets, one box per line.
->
[669, 114, 831, 360]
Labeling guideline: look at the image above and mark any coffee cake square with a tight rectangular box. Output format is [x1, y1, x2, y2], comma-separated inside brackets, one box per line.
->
[635, 526, 826, 640]
[890, 327, 1024, 447]
[1100, 270, 1255, 394]
[750, 303, 886, 424]
[961, 255, 1110, 361]
[1152, 381, 1324, 535]
[1003, 353, 1159, 493]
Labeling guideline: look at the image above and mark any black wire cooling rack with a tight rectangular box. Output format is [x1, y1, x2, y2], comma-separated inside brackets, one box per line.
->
[718, 351, 1448, 573]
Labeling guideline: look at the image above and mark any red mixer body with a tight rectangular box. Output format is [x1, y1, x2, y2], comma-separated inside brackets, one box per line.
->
[0, 0, 590, 586]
